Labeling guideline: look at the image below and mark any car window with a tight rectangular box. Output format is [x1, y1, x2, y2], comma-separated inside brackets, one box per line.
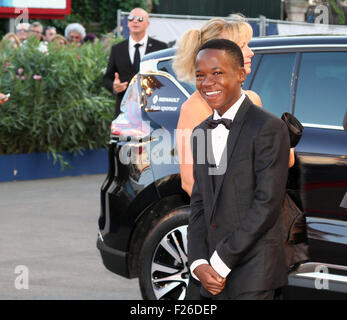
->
[250, 53, 296, 117]
[157, 59, 196, 94]
[294, 52, 347, 128]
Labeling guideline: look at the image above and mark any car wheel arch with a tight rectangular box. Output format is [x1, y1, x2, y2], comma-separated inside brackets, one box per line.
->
[127, 192, 190, 278]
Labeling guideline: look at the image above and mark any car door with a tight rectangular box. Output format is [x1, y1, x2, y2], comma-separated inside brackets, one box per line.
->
[293, 50, 347, 268]
[247, 47, 347, 296]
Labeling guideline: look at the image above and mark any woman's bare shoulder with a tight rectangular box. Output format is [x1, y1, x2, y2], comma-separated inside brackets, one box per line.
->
[182, 91, 204, 109]
[180, 91, 212, 117]
[245, 90, 262, 107]
[178, 91, 212, 130]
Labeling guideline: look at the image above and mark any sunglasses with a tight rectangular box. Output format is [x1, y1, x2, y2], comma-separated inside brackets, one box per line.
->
[128, 15, 144, 22]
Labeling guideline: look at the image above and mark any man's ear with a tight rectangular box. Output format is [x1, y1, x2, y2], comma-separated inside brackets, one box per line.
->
[239, 67, 247, 84]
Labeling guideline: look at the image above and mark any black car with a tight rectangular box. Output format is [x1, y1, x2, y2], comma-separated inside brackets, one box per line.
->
[97, 35, 347, 300]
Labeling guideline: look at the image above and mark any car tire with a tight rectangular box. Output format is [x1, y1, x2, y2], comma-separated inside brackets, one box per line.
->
[138, 206, 190, 300]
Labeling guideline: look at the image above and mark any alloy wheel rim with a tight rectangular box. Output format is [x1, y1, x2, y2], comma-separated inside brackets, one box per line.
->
[150, 225, 189, 300]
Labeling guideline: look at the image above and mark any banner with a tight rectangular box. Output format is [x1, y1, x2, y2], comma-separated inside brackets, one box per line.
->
[0, 0, 70, 19]
[120, 11, 347, 48]
[0, 1, 66, 8]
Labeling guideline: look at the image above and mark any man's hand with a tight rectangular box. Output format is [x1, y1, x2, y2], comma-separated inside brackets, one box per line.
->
[194, 264, 226, 295]
[0, 93, 9, 104]
[113, 72, 128, 93]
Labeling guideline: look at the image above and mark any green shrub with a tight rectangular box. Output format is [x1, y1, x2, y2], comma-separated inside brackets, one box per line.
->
[0, 37, 119, 166]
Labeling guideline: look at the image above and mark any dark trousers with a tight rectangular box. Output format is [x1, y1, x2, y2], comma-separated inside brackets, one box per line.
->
[233, 290, 275, 300]
[185, 276, 202, 300]
[186, 276, 283, 300]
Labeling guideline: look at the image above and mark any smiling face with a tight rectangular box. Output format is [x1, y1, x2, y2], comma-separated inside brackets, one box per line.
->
[195, 48, 246, 115]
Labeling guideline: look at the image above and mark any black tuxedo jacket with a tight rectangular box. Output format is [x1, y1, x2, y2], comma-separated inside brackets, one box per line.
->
[188, 96, 290, 299]
[103, 37, 168, 116]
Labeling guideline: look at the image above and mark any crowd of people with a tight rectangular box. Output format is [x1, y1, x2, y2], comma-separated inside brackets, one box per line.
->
[0, 21, 107, 50]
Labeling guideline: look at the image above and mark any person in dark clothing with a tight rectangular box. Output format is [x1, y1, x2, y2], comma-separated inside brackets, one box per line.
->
[188, 39, 290, 300]
[103, 8, 167, 116]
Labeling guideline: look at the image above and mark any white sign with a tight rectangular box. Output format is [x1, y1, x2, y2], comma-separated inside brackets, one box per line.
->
[0, 0, 66, 9]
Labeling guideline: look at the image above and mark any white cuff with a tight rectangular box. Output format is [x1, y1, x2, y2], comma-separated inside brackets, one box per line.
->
[210, 251, 231, 278]
[190, 259, 209, 281]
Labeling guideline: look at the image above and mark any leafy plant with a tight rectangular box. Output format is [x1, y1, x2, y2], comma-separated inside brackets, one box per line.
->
[330, 0, 346, 25]
[0, 37, 120, 167]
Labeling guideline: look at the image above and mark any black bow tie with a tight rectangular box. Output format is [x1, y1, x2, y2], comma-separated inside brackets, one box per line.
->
[206, 118, 233, 130]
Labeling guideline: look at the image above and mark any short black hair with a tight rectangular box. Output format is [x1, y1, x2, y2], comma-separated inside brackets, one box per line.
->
[198, 39, 244, 67]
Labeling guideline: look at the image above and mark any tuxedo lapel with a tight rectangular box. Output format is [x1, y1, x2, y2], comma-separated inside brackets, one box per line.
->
[210, 97, 252, 214]
[145, 38, 154, 54]
[199, 116, 215, 201]
[121, 39, 133, 70]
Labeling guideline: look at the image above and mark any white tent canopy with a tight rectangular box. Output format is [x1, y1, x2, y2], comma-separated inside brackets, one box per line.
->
[118, 11, 347, 46]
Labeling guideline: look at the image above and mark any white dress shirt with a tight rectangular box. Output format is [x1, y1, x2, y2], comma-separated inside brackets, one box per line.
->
[190, 93, 246, 281]
[128, 34, 148, 64]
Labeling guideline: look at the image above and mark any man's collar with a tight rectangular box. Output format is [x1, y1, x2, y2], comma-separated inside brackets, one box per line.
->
[214, 93, 246, 121]
[129, 33, 148, 47]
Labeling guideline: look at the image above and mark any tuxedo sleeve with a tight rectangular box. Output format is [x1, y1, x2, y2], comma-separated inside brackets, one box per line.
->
[187, 129, 209, 268]
[216, 118, 290, 269]
[103, 45, 118, 94]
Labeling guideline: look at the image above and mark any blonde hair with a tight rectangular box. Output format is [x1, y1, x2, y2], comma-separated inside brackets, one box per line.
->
[0, 32, 21, 49]
[51, 34, 68, 46]
[172, 15, 253, 83]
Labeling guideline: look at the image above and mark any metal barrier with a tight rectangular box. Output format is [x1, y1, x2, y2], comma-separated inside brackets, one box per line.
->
[117, 10, 347, 45]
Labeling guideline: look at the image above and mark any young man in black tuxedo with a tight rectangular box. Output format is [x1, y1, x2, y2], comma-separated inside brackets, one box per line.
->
[188, 39, 290, 300]
[103, 7, 168, 116]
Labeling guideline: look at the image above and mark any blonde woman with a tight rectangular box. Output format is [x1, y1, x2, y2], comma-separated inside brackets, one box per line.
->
[174, 17, 294, 196]
[51, 35, 68, 47]
[0, 33, 21, 49]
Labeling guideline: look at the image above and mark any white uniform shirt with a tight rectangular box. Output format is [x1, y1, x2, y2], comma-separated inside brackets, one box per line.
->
[128, 34, 148, 64]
